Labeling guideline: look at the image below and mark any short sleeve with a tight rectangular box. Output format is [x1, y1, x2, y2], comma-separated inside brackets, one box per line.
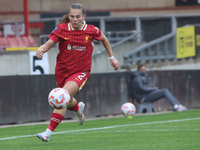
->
[93, 26, 102, 41]
[48, 26, 61, 43]
[48, 33, 60, 43]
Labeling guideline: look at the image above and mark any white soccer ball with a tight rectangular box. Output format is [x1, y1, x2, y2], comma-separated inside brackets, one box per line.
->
[121, 102, 136, 117]
[48, 88, 70, 109]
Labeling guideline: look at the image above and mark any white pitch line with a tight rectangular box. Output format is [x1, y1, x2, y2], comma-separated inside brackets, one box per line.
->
[74, 128, 200, 134]
[0, 117, 199, 141]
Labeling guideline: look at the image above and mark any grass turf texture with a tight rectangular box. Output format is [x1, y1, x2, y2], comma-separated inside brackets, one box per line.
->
[0, 110, 199, 150]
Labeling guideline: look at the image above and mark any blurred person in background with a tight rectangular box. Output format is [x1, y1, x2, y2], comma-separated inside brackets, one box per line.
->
[35, 3, 120, 142]
[132, 64, 188, 112]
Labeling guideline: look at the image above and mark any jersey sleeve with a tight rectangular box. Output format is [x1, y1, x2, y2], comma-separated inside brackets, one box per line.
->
[49, 33, 60, 43]
[48, 26, 61, 43]
[92, 26, 102, 41]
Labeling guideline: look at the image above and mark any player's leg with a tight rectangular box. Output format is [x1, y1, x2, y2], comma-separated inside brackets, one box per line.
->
[36, 72, 88, 142]
[64, 81, 85, 125]
[64, 72, 89, 125]
[36, 81, 79, 142]
[36, 108, 66, 142]
[67, 97, 85, 125]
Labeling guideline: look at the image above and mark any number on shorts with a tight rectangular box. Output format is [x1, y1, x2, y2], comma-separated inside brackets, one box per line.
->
[78, 73, 86, 80]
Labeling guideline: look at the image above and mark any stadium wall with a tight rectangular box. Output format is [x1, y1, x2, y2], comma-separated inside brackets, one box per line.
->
[0, 42, 144, 75]
[0, 72, 132, 125]
[0, 70, 199, 125]
[1, 0, 200, 21]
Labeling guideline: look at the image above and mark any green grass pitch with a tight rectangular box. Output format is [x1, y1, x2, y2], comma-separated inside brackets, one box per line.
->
[0, 110, 199, 150]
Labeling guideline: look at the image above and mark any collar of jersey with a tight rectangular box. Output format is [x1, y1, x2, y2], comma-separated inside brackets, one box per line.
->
[68, 20, 87, 31]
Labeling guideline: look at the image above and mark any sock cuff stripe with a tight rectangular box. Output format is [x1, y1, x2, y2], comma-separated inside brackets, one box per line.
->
[51, 117, 62, 123]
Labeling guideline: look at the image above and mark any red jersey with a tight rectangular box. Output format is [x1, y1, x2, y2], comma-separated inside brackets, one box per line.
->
[49, 21, 102, 78]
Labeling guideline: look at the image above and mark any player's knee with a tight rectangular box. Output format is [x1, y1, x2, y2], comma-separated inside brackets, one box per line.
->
[67, 96, 74, 106]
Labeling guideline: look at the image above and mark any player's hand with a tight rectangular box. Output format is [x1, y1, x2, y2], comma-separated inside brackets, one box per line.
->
[110, 58, 120, 70]
[36, 47, 44, 59]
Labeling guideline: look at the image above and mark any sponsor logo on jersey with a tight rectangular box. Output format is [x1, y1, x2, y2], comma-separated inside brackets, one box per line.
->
[67, 44, 86, 51]
[72, 46, 86, 51]
[64, 37, 70, 40]
[67, 44, 71, 50]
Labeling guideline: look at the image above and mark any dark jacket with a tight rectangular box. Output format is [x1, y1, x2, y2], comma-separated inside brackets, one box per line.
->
[131, 71, 157, 102]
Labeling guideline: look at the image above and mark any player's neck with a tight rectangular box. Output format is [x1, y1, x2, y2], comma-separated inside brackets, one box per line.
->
[70, 20, 86, 30]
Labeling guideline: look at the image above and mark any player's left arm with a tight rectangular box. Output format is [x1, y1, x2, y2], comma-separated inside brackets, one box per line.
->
[100, 32, 120, 70]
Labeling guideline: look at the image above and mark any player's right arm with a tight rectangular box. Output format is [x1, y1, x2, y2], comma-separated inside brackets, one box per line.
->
[36, 39, 56, 59]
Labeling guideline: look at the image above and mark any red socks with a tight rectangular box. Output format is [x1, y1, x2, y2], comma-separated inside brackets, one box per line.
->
[67, 101, 79, 112]
[47, 101, 79, 132]
[48, 113, 64, 131]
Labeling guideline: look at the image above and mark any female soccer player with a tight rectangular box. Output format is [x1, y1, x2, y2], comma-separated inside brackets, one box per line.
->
[36, 3, 120, 142]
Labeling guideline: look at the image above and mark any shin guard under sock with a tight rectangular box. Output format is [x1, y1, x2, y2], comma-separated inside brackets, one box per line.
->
[48, 113, 64, 131]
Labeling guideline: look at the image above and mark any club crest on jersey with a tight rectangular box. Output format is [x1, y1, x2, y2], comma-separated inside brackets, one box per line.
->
[85, 36, 89, 43]
[51, 27, 58, 33]
[67, 44, 71, 50]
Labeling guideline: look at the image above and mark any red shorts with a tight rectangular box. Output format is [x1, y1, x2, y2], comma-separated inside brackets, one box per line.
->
[56, 72, 89, 91]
